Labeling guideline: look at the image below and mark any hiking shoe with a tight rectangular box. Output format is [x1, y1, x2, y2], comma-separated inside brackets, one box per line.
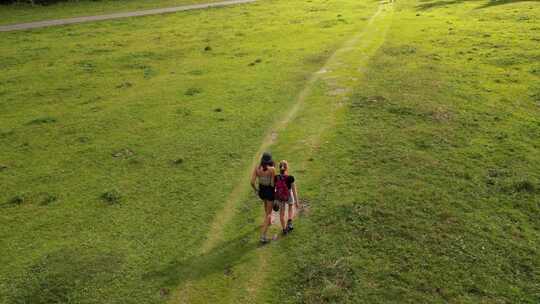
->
[282, 229, 289, 236]
[287, 220, 294, 232]
[260, 236, 269, 244]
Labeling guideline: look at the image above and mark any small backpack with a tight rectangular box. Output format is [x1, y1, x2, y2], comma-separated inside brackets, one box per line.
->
[275, 174, 290, 202]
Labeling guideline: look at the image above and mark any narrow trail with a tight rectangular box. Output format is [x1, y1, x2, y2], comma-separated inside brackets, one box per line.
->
[0, 0, 257, 32]
[203, 1, 394, 256]
[242, 2, 395, 302]
[172, 2, 394, 303]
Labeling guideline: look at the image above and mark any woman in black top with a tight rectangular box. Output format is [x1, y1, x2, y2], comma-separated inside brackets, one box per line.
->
[250, 152, 276, 243]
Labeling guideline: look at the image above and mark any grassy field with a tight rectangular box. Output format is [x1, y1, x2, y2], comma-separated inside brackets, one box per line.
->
[269, 0, 540, 303]
[1, 0, 539, 303]
[0, 0, 223, 25]
[0, 0, 380, 303]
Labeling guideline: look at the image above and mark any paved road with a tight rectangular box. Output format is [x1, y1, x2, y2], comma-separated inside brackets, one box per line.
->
[0, 0, 257, 32]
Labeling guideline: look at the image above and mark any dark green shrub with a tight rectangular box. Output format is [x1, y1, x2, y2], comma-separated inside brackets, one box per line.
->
[513, 180, 536, 193]
[40, 193, 57, 206]
[7, 195, 25, 206]
[26, 117, 56, 125]
[185, 87, 202, 96]
[101, 190, 121, 204]
[1, 0, 67, 5]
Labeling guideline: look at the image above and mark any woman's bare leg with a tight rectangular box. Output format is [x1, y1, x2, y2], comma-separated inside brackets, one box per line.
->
[279, 204, 286, 230]
[261, 201, 273, 238]
[288, 204, 294, 220]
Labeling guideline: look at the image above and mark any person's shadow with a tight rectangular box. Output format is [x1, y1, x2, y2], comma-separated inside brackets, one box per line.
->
[143, 200, 311, 293]
[417, 0, 538, 10]
[143, 227, 260, 289]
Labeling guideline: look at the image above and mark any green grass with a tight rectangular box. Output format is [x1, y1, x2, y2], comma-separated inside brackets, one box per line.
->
[1, 0, 539, 303]
[0, 0, 380, 303]
[267, 0, 540, 303]
[0, 0, 223, 25]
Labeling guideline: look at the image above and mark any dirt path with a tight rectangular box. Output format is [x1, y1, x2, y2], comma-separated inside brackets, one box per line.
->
[202, 0, 393, 256]
[241, 3, 395, 302]
[0, 0, 257, 32]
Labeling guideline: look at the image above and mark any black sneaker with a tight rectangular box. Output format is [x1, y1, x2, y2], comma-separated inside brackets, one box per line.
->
[273, 202, 280, 212]
[282, 228, 288, 236]
[287, 220, 294, 232]
[260, 236, 269, 244]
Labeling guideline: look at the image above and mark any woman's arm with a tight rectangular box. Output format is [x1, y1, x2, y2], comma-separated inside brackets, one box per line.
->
[292, 182, 299, 208]
[250, 168, 258, 193]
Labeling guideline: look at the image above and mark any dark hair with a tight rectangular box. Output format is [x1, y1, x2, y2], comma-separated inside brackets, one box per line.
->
[260, 152, 273, 171]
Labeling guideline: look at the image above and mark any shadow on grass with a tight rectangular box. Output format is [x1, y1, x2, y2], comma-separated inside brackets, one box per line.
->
[417, 0, 472, 10]
[144, 227, 259, 289]
[8, 248, 123, 304]
[478, 0, 539, 8]
[416, 0, 539, 10]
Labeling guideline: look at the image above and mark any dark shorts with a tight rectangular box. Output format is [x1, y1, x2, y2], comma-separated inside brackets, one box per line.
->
[258, 185, 275, 201]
